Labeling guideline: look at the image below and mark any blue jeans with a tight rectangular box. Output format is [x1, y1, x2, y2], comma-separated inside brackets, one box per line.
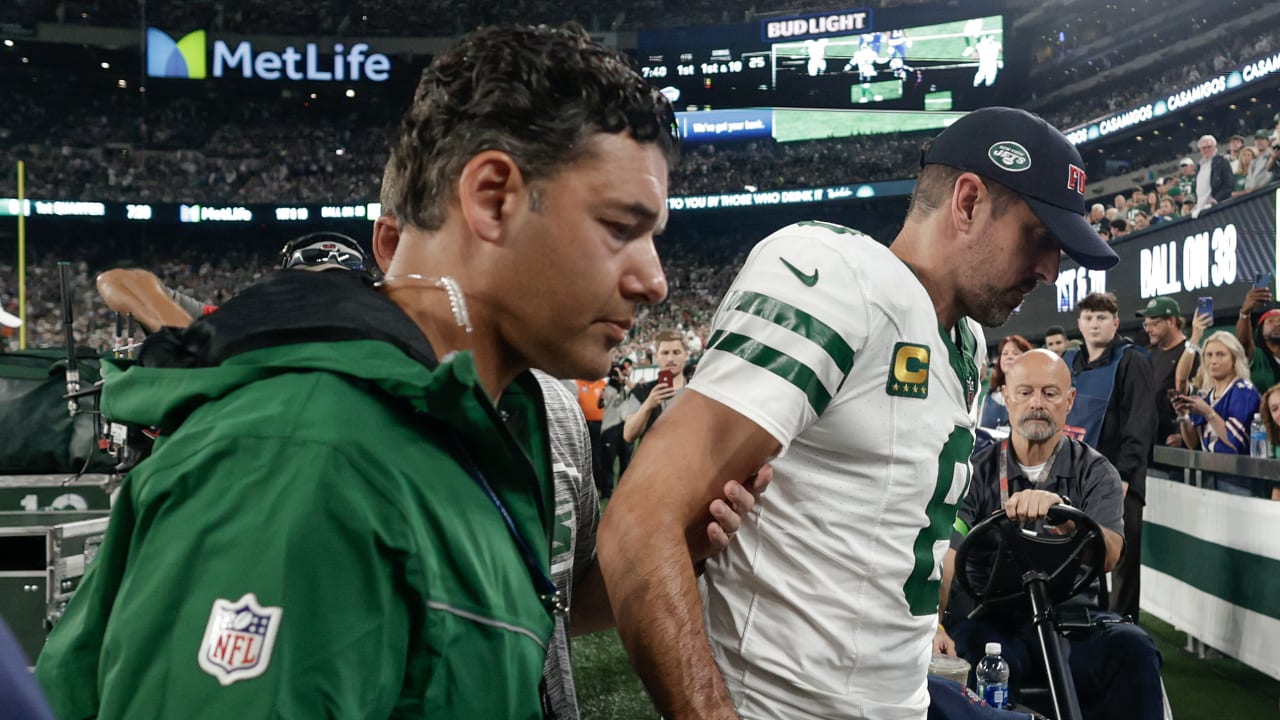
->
[950, 612, 1164, 720]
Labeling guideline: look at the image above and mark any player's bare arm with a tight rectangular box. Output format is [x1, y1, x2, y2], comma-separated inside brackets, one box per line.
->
[598, 390, 780, 720]
[571, 466, 773, 637]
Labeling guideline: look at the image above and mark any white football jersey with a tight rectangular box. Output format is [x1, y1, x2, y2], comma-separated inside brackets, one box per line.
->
[691, 221, 985, 720]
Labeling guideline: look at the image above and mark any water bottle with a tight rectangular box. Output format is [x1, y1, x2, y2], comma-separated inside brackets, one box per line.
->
[1250, 413, 1269, 458]
[976, 641, 1010, 709]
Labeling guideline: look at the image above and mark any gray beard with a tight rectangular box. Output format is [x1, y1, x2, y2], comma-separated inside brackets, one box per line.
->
[1016, 418, 1057, 442]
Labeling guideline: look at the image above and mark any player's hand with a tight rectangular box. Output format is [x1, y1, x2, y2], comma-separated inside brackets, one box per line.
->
[1242, 287, 1272, 314]
[695, 464, 774, 563]
[1003, 489, 1064, 524]
[934, 626, 957, 657]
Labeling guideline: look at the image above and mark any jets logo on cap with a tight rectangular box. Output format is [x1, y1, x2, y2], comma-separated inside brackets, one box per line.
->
[988, 141, 1031, 172]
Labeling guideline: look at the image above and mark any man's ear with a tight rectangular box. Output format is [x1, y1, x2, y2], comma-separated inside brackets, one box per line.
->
[456, 150, 526, 246]
[949, 172, 985, 234]
[371, 216, 400, 273]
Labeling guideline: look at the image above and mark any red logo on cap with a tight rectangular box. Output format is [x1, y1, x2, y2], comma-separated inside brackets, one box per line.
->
[1067, 165, 1087, 196]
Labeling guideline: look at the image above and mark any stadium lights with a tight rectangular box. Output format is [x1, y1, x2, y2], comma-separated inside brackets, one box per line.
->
[310, 92, 317, 99]
[3, 39, 13, 47]
[21, 57, 28, 63]
[100, 62, 110, 69]
[345, 88, 355, 97]
[117, 79, 127, 89]
[744, 185, 758, 192]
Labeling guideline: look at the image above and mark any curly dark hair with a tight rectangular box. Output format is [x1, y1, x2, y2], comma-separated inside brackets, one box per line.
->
[389, 23, 679, 230]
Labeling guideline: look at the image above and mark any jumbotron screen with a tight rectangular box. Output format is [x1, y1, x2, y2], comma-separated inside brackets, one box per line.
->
[636, 13, 1005, 116]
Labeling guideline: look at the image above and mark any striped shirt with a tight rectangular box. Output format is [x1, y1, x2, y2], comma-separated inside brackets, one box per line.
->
[532, 371, 600, 720]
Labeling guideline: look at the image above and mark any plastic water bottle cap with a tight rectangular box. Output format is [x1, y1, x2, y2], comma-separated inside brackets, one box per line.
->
[985, 642, 1002, 656]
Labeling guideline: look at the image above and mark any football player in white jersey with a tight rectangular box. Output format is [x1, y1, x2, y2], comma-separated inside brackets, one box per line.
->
[803, 38, 829, 77]
[597, 107, 1119, 720]
[973, 35, 1003, 88]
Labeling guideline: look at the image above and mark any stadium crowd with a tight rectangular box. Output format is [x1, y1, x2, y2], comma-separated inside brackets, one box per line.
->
[4, 0, 944, 35]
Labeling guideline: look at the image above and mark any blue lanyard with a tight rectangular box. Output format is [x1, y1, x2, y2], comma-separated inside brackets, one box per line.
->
[445, 431, 565, 616]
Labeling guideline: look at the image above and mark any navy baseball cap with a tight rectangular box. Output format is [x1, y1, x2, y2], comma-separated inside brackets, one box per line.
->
[921, 107, 1119, 271]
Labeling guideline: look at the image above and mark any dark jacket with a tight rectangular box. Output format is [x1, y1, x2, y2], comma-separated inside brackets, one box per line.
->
[1209, 154, 1234, 203]
[1068, 336, 1156, 503]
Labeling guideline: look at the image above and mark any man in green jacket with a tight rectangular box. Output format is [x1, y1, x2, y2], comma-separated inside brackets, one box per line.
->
[36, 24, 677, 719]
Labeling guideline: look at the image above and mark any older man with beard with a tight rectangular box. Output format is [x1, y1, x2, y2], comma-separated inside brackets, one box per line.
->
[935, 350, 1164, 720]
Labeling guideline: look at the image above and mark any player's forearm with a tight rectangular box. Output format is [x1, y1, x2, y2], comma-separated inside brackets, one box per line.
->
[568, 561, 615, 636]
[597, 502, 737, 720]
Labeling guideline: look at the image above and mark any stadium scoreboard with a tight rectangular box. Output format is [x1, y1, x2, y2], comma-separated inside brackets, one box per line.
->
[635, 8, 1006, 114]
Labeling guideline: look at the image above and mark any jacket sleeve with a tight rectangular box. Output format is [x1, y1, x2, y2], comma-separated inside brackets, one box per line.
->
[1211, 157, 1235, 202]
[40, 437, 413, 720]
[1115, 349, 1156, 484]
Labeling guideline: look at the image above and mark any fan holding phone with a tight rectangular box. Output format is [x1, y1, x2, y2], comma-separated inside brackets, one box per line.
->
[1173, 302, 1262, 460]
[1235, 272, 1280, 392]
[623, 330, 691, 444]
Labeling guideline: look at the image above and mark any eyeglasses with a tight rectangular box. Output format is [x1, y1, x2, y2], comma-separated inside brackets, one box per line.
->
[285, 245, 365, 271]
[280, 232, 367, 271]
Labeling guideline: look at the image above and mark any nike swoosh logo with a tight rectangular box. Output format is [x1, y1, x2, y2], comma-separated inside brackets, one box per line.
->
[780, 257, 819, 286]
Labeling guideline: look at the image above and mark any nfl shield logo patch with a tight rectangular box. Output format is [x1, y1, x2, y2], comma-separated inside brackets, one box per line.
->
[197, 593, 282, 686]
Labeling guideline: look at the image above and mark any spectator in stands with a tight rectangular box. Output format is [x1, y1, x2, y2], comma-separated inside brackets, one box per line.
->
[1193, 134, 1234, 212]
[978, 335, 1034, 432]
[1112, 194, 1129, 219]
[1174, 157, 1197, 203]
[1088, 203, 1108, 233]
[1253, 129, 1273, 171]
[1154, 197, 1179, 223]
[1137, 297, 1195, 448]
[1127, 187, 1147, 220]
[1240, 147, 1270, 193]
[1043, 325, 1069, 355]
[622, 328, 688, 444]
[1065, 292, 1155, 621]
[1131, 212, 1150, 232]
[1236, 287, 1280, 391]
[1109, 218, 1129, 239]
[1261, 385, 1280, 476]
[1227, 134, 1246, 172]
[599, 362, 633, 496]
[937, 350, 1164, 720]
[1175, 321, 1261, 488]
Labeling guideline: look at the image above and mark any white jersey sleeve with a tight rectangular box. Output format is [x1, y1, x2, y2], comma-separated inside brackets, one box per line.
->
[690, 221, 874, 452]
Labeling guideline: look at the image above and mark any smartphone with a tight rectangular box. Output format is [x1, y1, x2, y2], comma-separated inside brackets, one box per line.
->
[657, 370, 674, 388]
[1256, 272, 1274, 290]
[1196, 297, 1213, 320]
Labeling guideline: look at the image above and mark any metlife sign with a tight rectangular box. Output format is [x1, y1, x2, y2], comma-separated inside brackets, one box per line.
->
[147, 28, 391, 82]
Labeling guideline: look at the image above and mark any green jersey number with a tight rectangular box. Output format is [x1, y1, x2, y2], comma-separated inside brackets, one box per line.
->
[903, 426, 972, 616]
